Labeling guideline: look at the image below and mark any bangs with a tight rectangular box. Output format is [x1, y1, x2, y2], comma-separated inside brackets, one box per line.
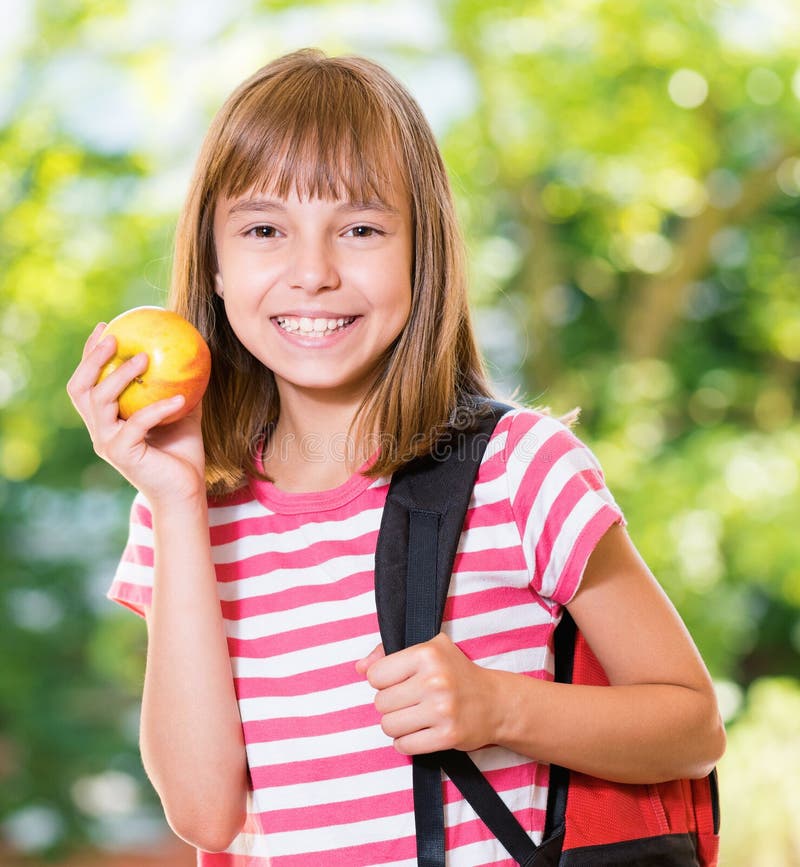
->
[216, 62, 407, 206]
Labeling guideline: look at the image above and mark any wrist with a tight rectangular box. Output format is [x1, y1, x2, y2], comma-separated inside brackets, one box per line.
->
[148, 488, 209, 523]
[484, 668, 541, 752]
[479, 667, 514, 747]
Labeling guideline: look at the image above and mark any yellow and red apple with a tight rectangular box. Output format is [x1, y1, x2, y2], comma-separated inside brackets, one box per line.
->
[95, 306, 211, 425]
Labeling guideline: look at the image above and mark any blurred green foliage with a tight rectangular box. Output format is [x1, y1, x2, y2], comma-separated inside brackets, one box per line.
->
[1, 0, 799, 864]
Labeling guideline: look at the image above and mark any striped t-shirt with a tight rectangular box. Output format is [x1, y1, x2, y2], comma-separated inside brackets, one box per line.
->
[109, 407, 624, 866]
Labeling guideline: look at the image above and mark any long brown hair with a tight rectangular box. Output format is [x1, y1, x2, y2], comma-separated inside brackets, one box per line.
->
[170, 48, 495, 495]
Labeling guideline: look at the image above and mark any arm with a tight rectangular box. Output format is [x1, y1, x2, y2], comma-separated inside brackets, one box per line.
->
[487, 521, 725, 781]
[67, 325, 248, 850]
[359, 523, 726, 783]
[141, 496, 249, 852]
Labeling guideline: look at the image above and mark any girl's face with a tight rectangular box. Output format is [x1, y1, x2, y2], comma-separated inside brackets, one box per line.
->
[212, 174, 413, 412]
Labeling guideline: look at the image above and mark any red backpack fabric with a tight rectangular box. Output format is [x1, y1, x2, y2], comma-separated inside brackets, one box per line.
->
[544, 614, 720, 866]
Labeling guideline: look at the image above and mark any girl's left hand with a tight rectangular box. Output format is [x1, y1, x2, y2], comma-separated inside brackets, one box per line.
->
[356, 634, 501, 755]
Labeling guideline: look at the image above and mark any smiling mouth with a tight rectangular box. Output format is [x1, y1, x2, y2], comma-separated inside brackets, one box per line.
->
[274, 315, 358, 338]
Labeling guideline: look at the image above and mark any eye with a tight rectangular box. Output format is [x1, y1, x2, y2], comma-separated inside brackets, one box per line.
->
[347, 225, 383, 238]
[249, 225, 279, 239]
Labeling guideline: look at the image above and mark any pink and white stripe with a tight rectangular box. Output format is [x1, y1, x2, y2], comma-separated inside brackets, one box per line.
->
[109, 408, 623, 866]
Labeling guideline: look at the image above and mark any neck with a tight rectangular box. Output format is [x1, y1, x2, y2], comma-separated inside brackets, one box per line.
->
[262, 389, 377, 492]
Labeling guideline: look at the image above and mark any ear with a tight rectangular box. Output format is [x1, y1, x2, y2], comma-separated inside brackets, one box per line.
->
[214, 273, 225, 298]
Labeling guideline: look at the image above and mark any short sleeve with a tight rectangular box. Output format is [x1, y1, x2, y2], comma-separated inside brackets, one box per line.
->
[503, 409, 625, 605]
[107, 492, 155, 618]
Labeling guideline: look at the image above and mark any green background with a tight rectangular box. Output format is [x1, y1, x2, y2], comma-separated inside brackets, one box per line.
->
[1, 1, 799, 864]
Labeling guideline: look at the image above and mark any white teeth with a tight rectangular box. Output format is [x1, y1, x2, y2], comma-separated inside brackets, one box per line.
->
[276, 315, 355, 337]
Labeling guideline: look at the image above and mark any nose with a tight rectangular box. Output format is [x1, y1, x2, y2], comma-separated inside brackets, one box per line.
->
[287, 236, 340, 293]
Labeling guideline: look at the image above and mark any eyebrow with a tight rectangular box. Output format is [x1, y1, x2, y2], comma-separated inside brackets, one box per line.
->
[226, 197, 401, 217]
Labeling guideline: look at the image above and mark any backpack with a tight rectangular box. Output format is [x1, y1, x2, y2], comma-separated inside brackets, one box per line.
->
[373, 399, 720, 867]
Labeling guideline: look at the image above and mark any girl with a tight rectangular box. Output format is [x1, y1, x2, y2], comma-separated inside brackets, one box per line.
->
[67, 48, 725, 866]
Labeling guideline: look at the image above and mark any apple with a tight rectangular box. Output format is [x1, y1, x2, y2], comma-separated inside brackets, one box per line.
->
[95, 306, 211, 425]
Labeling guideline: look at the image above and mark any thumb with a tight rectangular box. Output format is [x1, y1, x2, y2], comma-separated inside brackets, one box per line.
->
[355, 643, 385, 675]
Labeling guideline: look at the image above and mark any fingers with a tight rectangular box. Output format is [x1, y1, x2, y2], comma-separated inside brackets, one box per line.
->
[123, 395, 186, 436]
[79, 355, 152, 443]
[91, 351, 148, 407]
[67, 329, 114, 410]
[379, 706, 437, 754]
[90, 392, 184, 459]
[375, 677, 462, 756]
[355, 643, 385, 675]
[373, 674, 425, 718]
[363, 644, 420, 690]
[82, 322, 108, 360]
[390, 726, 445, 757]
[64, 323, 206, 503]
[67, 325, 172, 465]
[68, 322, 149, 416]
[362, 635, 496, 755]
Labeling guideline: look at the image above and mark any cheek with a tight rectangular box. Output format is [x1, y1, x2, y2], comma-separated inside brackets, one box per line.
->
[399, 290, 412, 328]
[220, 259, 278, 304]
[386, 286, 412, 343]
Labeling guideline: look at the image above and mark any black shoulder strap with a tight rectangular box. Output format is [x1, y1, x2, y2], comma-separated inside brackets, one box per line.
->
[375, 399, 553, 866]
[374, 399, 511, 655]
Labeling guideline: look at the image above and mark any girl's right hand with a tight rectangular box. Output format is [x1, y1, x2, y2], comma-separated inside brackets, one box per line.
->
[67, 322, 207, 507]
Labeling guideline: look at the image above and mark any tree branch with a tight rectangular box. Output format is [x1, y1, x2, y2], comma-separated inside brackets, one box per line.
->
[622, 150, 795, 359]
